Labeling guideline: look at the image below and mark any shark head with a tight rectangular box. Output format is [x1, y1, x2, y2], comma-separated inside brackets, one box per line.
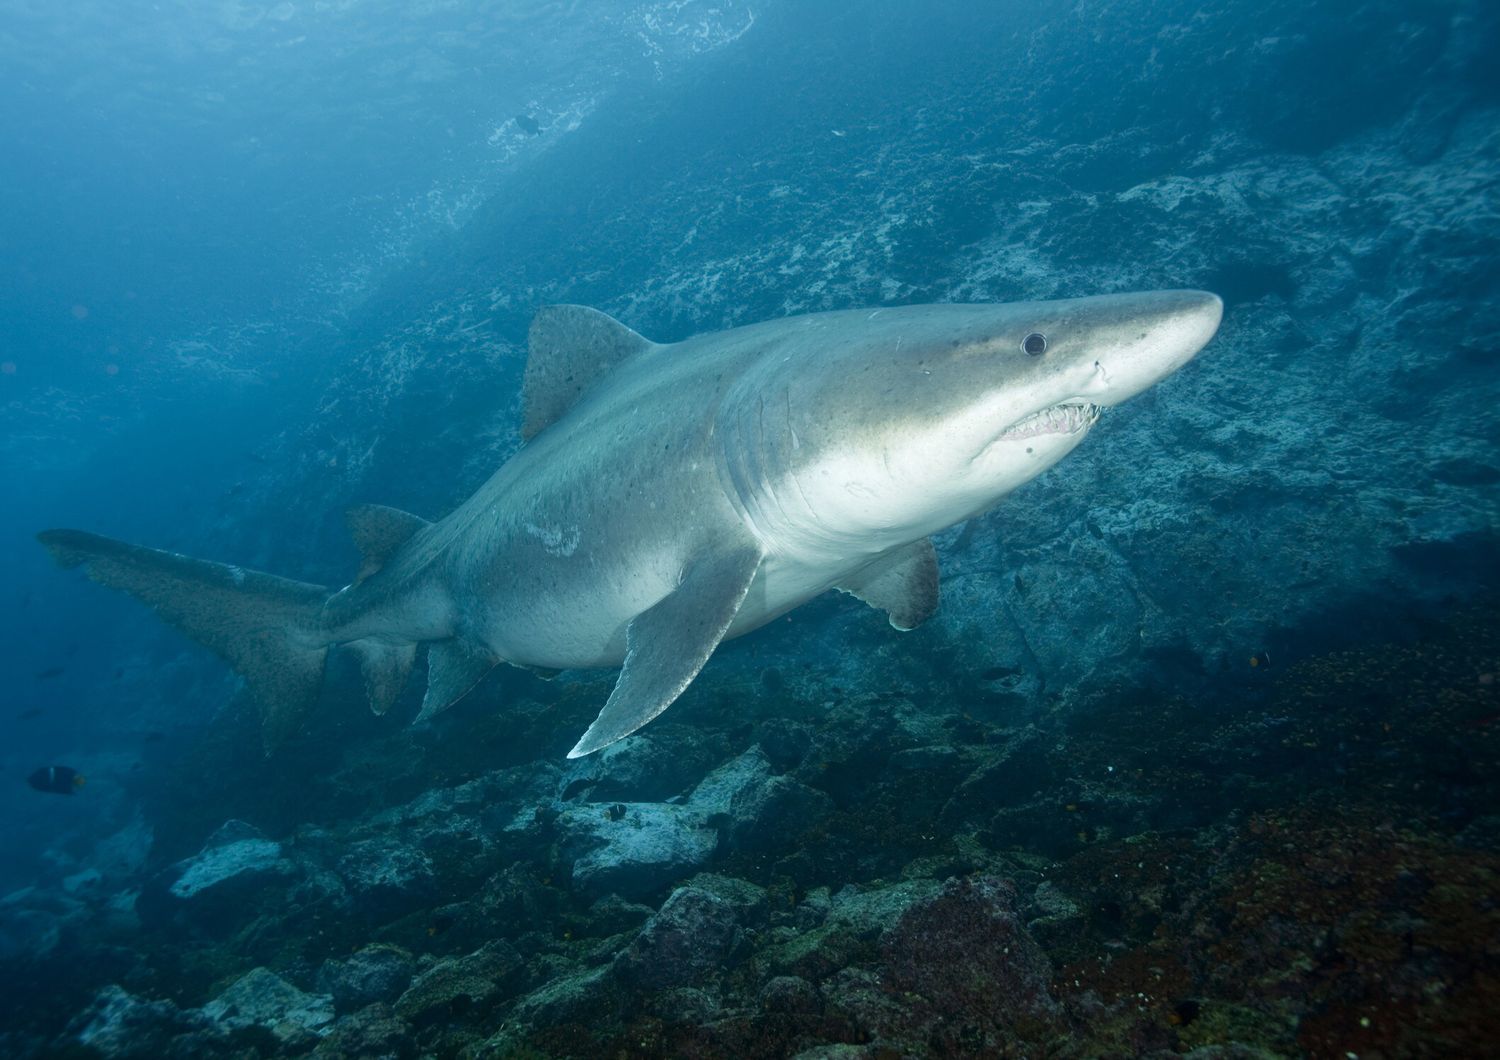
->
[723, 289, 1223, 556]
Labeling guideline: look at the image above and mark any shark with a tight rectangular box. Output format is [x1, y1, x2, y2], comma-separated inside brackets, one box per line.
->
[38, 290, 1222, 757]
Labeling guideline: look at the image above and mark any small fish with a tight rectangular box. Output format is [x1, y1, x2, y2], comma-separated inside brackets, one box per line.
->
[27, 765, 86, 795]
[1249, 650, 1271, 669]
[34, 666, 64, 680]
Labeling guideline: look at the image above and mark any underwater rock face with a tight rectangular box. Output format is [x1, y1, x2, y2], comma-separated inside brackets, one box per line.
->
[6, 2, 1500, 1058]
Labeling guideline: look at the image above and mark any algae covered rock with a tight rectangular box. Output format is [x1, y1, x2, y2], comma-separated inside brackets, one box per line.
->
[759, 974, 821, 1015]
[516, 965, 616, 1026]
[613, 884, 743, 989]
[880, 874, 1059, 1032]
[393, 940, 522, 1025]
[312, 1002, 416, 1059]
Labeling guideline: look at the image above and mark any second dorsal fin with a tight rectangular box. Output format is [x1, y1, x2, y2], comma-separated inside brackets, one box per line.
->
[346, 504, 431, 583]
[522, 305, 657, 440]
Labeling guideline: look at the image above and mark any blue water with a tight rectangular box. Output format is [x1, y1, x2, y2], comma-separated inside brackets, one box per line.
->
[3, 1, 1498, 1056]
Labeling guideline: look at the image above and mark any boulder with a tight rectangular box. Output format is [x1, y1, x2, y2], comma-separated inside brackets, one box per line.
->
[0, 887, 76, 961]
[66, 985, 211, 1059]
[336, 837, 437, 920]
[587, 893, 656, 936]
[133, 821, 299, 934]
[200, 967, 335, 1045]
[689, 746, 775, 816]
[684, 873, 769, 926]
[62, 867, 104, 895]
[490, 965, 618, 1046]
[316, 944, 417, 1012]
[759, 975, 821, 1015]
[312, 1003, 415, 1059]
[165, 820, 295, 904]
[393, 940, 522, 1025]
[689, 746, 833, 851]
[613, 885, 742, 990]
[558, 735, 704, 803]
[558, 801, 717, 899]
[879, 875, 1059, 1032]
[645, 985, 721, 1024]
[761, 879, 942, 981]
[1025, 879, 1085, 948]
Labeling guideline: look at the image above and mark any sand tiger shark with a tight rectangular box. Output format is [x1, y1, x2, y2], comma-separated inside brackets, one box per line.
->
[39, 290, 1222, 757]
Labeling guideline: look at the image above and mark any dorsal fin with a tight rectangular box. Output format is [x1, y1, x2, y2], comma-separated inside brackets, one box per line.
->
[522, 305, 657, 440]
[346, 504, 431, 583]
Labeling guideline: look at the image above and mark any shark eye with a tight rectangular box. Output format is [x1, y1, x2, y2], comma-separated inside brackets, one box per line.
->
[1022, 332, 1047, 356]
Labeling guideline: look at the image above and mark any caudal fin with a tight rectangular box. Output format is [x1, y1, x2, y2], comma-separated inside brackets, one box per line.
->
[37, 529, 331, 750]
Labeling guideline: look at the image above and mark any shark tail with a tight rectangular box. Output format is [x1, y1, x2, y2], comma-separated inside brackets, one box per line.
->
[37, 529, 332, 751]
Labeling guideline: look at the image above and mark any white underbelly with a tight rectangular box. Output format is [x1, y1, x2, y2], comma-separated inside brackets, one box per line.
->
[725, 551, 851, 640]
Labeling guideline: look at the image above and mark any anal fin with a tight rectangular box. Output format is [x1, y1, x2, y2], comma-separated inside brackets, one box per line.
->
[418, 638, 498, 723]
[347, 638, 418, 716]
[568, 543, 763, 758]
[836, 538, 940, 631]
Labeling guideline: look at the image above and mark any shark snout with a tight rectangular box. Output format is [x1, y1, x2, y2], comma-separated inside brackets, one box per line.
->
[1089, 289, 1222, 406]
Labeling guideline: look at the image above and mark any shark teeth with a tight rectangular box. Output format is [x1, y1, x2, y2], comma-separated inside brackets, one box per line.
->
[998, 403, 1101, 441]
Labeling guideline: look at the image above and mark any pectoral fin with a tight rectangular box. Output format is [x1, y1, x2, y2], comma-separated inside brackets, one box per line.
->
[836, 538, 940, 631]
[567, 544, 763, 758]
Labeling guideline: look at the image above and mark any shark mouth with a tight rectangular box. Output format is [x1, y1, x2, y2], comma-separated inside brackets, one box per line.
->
[998, 402, 1101, 441]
